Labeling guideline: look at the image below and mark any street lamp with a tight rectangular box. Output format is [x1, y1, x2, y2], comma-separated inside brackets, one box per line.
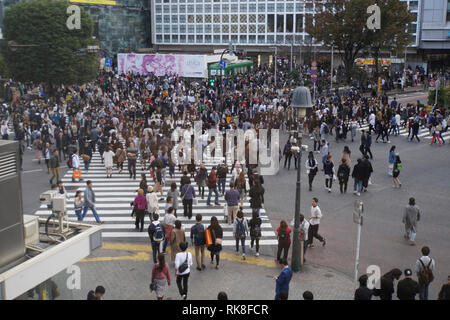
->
[290, 86, 313, 272]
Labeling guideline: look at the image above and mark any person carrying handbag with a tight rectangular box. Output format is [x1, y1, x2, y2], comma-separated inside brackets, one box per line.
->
[174, 242, 192, 300]
[151, 253, 171, 300]
[206, 216, 223, 269]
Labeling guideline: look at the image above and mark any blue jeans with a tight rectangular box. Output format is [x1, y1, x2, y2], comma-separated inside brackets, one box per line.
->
[235, 237, 246, 254]
[81, 206, 101, 223]
[218, 178, 226, 194]
[75, 209, 82, 221]
[353, 179, 362, 193]
[419, 283, 429, 300]
[84, 160, 90, 171]
[207, 187, 219, 205]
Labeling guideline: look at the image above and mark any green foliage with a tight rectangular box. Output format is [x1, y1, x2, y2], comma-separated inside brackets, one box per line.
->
[288, 70, 300, 82]
[0, 53, 9, 78]
[2, 0, 98, 86]
[428, 86, 450, 108]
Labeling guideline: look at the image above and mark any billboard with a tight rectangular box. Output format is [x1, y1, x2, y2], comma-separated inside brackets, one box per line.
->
[69, 0, 117, 5]
[117, 54, 206, 78]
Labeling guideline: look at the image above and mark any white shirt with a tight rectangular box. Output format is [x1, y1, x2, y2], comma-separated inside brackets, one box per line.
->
[310, 205, 322, 225]
[163, 213, 177, 227]
[369, 114, 376, 126]
[174, 251, 193, 276]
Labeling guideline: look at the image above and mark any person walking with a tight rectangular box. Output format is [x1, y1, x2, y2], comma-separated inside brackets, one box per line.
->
[388, 146, 396, 176]
[402, 197, 421, 245]
[392, 154, 402, 188]
[397, 269, 420, 300]
[352, 158, 364, 196]
[180, 180, 196, 219]
[148, 213, 166, 264]
[127, 142, 138, 179]
[166, 182, 180, 217]
[275, 220, 291, 263]
[430, 124, 443, 146]
[415, 246, 435, 300]
[206, 167, 220, 206]
[196, 163, 208, 199]
[43, 142, 51, 174]
[410, 120, 420, 142]
[308, 197, 326, 247]
[365, 130, 373, 159]
[438, 275, 450, 300]
[81, 141, 92, 173]
[359, 130, 367, 157]
[217, 161, 228, 195]
[305, 151, 318, 191]
[233, 209, 249, 260]
[235, 170, 247, 207]
[361, 155, 373, 192]
[190, 214, 206, 271]
[103, 146, 115, 178]
[115, 147, 126, 173]
[71, 149, 81, 182]
[337, 158, 350, 194]
[32, 134, 43, 164]
[249, 180, 264, 217]
[151, 253, 171, 300]
[354, 274, 373, 300]
[249, 209, 262, 257]
[74, 190, 83, 221]
[174, 242, 193, 300]
[170, 220, 186, 262]
[283, 140, 293, 169]
[320, 139, 329, 171]
[207, 216, 223, 269]
[274, 259, 293, 300]
[139, 173, 148, 195]
[49, 149, 60, 186]
[323, 154, 335, 193]
[146, 186, 159, 217]
[375, 268, 403, 300]
[80, 180, 102, 224]
[162, 207, 176, 254]
[224, 182, 240, 224]
[342, 146, 352, 169]
[132, 188, 148, 232]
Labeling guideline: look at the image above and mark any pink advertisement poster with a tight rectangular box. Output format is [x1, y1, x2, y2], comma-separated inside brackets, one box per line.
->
[117, 54, 206, 78]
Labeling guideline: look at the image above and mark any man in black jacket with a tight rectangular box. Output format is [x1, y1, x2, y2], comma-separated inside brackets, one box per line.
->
[438, 275, 450, 300]
[87, 286, 105, 300]
[355, 274, 373, 300]
[375, 268, 402, 300]
[217, 162, 228, 196]
[397, 269, 420, 300]
[361, 155, 373, 192]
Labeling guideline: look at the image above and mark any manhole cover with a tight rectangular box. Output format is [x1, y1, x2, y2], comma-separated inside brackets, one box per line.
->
[324, 273, 334, 278]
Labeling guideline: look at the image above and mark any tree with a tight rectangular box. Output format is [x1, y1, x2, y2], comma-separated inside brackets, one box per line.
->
[307, 0, 373, 84]
[2, 0, 98, 93]
[428, 85, 450, 108]
[366, 0, 414, 80]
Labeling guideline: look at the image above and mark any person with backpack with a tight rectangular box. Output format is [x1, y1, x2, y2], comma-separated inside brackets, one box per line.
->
[170, 220, 186, 262]
[275, 220, 291, 263]
[190, 214, 206, 271]
[174, 242, 193, 300]
[397, 269, 420, 300]
[249, 209, 262, 257]
[162, 207, 176, 254]
[415, 246, 435, 300]
[305, 152, 318, 192]
[308, 197, 326, 248]
[392, 154, 402, 188]
[148, 213, 166, 264]
[337, 158, 350, 194]
[233, 209, 249, 260]
[402, 197, 421, 246]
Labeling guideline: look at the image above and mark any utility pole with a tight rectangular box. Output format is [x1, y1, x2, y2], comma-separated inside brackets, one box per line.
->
[274, 46, 278, 89]
[330, 45, 334, 90]
[290, 42, 293, 72]
[291, 131, 303, 272]
[353, 200, 364, 288]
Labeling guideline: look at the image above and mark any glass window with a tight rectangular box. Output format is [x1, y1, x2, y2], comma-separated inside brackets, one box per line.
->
[205, 15, 212, 23]
[196, 15, 203, 23]
[276, 35, 284, 44]
[231, 25, 238, 33]
[163, 5, 170, 12]
[295, 14, 303, 32]
[180, 24, 186, 32]
[214, 24, 221, 33]
[205, 35, 212, 43]
[188, 5, 194, 12]
[156, 25, 162, 33]
[268, 14, 275, 32]
[407, 23, 416, 34]
[240, 4, 247, 11]
[277, 3, 284, 12]
[295, 35, 303, 44]
[205, 4, 211, 11]
[213, 4, 220, 11]
[214, 15, 221, 23]
[222, 25, 229, 33]
[222, 4, 228, 12]
[231, 4, 238, 12]
[258, 3, 265, 12]
[188, 35, 195, 43]
[172, 35, 178, 43]
[180, 15, 186, 23]
[240, 35, 247, 43]
[277, 15, 284, 32]
[223, 35, 229, 43]
[249, 35, 256, 44]
[196, 4, 203, 12]
[172, 15, 178, 23]
[286, 3, 294, 12]
[296, 2, 304, 12]
[222, 15, 229, 23]
[196, 25, 203, 33]
[240, 24, 247, 33]
[188, 15, 194, 23]
[258, 24, 265, 33]
[164, 15, 170, 23]
[214, 35, 221, 43]
[267, 3, 275, 12]
[258, 35, 265, 44]
[156, 5, 162, 14]
[249, 14, 256, 23]
[172, 5, 178, 13]
[286, 14, 293, 33]
[164, 35, 170, 43]
[205, 25, 212, 33]
[267, 35, 274, 44]
[447, 0, 450, 21]
[172, 25, 178, 33]
[180, 35, 186, 43]
[249, 24, 256, 33]
[164, 24, 170, 33]
[188, 25, 195, 33]
[179, 5, 186, 13]
[156, 15, 162, 23]
[305, 2, 313, 13]
[156, 35, 162, 42]
[249, 4, 256, 12]
[258, 14, 265, 23]
[231, 35, 238, 42]
[240, 15, 247, 23]
[409, 1, 418, 11]
[231, 14, 238, 23]
[179, 0, 186, 2]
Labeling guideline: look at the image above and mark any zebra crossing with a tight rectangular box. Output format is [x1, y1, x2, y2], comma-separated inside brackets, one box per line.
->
[32, 144, 279, 246]
[356, 123, 450, 142]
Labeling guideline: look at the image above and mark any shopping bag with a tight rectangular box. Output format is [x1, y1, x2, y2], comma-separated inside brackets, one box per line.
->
[205, 228, 213, 246]
[73, 170, 82, 179]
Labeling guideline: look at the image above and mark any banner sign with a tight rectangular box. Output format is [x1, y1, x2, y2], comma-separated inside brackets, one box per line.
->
[69, 0, 117, 5]
[355, 58, 392, 66]
[118, 54, 206, 78]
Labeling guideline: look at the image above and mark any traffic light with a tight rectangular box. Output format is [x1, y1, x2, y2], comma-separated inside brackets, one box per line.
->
[209, 78, 215, 87]
[235, 49, 247, 59]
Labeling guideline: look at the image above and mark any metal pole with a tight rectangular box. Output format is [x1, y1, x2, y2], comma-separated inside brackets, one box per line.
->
[290, 42, 293, 72]
[354, 219, 362, 288]
[274, 46, 278, 89]
[330, 45, 334, 90]
[435, 80, 439, 106]
[291, 131, 302, 272]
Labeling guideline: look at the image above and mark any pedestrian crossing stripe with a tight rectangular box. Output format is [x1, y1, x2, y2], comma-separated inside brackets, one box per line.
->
[355, 124, 450, 140]
[33, 144, 278, 245]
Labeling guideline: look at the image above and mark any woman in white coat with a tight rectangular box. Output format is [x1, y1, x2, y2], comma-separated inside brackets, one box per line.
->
[103, 146, 115, 178]
[146, 186, 159, 219]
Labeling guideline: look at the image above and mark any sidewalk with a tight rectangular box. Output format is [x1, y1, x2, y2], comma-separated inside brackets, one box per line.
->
[48, 242, 354, 300]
